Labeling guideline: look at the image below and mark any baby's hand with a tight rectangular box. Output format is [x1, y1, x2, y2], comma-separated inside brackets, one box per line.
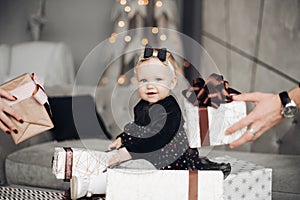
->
[108, 137, 122, 151]
[107, 147, 132, 167]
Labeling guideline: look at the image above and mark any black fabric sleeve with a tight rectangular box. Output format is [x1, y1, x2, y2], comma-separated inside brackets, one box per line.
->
[118, 96, 182, 154]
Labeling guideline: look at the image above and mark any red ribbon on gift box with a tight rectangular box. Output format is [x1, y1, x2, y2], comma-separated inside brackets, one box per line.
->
[63, 147, 73, 180]
[182, 73, 240, 146]
[189, 170, 198, 200]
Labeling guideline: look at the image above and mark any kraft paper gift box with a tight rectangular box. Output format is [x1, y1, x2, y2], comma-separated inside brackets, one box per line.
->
[182, 74, 246, 147]
[213, 156, 272, 200]
[106, 169, 224, 200]
[0, 73, 54, 144]
[52, 147, 115, 180]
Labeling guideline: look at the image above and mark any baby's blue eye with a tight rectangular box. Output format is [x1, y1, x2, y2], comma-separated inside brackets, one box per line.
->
[139, 79, 147, 83]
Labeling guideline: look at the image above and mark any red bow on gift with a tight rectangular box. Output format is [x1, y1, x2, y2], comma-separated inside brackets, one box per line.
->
[182, 73, 240, 109]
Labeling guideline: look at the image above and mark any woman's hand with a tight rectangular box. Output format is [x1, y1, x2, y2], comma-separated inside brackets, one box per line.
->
[0, 88, 23, 134]
[108, 137, 122, 151]
[107, 147, 132, 167]
[226, 92, 283, 148]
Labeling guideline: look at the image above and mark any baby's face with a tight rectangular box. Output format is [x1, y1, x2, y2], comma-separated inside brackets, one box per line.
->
[136, 58, 176, 104]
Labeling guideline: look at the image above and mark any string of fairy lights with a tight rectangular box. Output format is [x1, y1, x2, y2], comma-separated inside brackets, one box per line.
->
[101, 0, 187, 86]
[108, 0, 168, 46]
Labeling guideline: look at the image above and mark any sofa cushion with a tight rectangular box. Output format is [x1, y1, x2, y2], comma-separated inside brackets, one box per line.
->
[5, 139, 111, 190]
[7, 42, 74, 87]
[0, 130, 53, 185]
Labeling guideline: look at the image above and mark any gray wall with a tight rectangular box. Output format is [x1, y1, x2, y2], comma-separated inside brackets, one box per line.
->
[202, 0, 299, 93]
[0, 0, 114, 72]
[202, 0, 300, 154]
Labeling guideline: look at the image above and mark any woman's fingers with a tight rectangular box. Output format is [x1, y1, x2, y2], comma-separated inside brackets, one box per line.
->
[0, 91, 23, 133]
[0, 88, 17, 101]
[0, 112, 18, 133]
[3, 105, 23, 122]
[229, 129, 255, 148]
[0, 102, 23, 131]
[229, 117, 271, 148]
[226, 111, 255, 135]
[229, 124, 268, 148]
[0, 120, 11, 134]
[0, 104, 23, 133]
[232, 92, 261, 102]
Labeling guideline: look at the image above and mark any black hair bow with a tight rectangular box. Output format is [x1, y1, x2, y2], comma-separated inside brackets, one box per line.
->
[143, 44, 167, 62]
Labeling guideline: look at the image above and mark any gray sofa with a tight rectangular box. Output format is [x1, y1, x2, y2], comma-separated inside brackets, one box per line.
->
[1, 83, 300, 199]
[5, 138, 111, 190]
[2, 137, 300, 200]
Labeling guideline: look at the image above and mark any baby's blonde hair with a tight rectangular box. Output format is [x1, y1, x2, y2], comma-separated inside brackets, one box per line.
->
[135, 48, 179, 76]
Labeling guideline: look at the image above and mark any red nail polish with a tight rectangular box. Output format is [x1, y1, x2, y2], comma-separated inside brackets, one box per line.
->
[19, 119, 24, 124]
[13, 129, 18, 134]
[5, 130, 11, 134]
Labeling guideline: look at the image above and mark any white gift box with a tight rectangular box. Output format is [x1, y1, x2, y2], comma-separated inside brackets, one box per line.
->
[213, 156, 272, 200]
[106, 169, 224, 200]
[183, 99, 247, 147]
[105, 156, 272, 200]
[52, 147, 114, 179]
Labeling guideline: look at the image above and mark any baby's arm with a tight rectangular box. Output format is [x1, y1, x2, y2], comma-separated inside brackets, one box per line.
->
[107, 147, 132, 167]
[120, 101, 181, 154]
[107, 137, 132, 167]
[108, 137, 122, 150]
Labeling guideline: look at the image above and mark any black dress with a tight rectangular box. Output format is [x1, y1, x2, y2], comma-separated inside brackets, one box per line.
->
[117, 95, 231, 176]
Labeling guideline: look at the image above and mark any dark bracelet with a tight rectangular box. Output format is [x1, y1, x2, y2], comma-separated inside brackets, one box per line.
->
[299, 83, 300, 88]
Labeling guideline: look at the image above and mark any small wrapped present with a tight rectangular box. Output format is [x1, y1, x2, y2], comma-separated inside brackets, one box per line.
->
[213, 156, 272, 200]
[0, 73, 54, 144]
[52, 147, 114, 180]
[182, 74, 246, 147]
[106, 169, 223, 200]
